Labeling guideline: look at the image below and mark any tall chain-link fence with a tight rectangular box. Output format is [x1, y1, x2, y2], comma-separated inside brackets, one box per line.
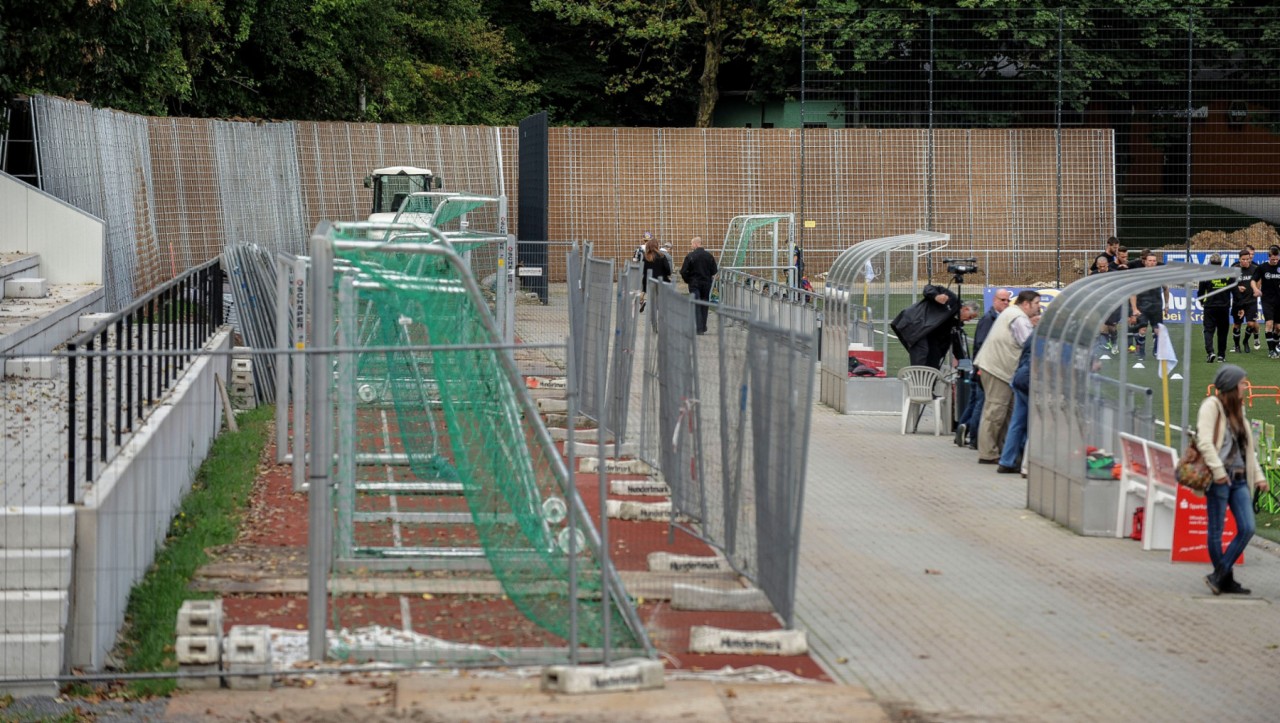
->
[802, 6, 1280, 282]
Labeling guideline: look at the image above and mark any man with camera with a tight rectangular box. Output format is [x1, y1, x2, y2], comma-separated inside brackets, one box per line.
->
[890, 260, 980, 370]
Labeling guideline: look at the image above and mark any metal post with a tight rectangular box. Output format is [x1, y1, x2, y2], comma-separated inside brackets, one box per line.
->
[1185, 18, 1194, 256]
[565, 337, 580, 664]
[307, 228, 335, 662]
[1055, 8, 1064, 289]
[336, 275, 356, 559]
[596, 302, 611, 664]
[293, 256, 308, 492]
[275, 254, 290, 463]
[1180, 282, 1193, 447]
[66, 344, 77, 504]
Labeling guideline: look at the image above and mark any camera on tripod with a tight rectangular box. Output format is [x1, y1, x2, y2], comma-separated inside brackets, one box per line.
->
[945, 258, 979, 276]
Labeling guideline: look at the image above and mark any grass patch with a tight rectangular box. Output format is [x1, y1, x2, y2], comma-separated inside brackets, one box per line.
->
[112, 404, 273, 697]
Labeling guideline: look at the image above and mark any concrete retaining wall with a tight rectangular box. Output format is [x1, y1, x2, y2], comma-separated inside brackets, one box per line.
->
[69, 330, 232, 670]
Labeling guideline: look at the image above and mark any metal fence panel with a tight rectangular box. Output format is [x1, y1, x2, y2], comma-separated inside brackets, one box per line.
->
[747, 321, 816, 628]
[606, 262, 642, 448]
[579, 256, 614, 422]
[653, 281, 703, 520]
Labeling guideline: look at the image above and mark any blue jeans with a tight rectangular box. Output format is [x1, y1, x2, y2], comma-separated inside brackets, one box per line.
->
[1206, 476, 1256, 576]
[957, 376, 985, 442]
[998, 386, 1028, 468]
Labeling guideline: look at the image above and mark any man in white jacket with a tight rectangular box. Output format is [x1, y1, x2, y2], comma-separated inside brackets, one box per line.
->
[972, 290, 1040, 464]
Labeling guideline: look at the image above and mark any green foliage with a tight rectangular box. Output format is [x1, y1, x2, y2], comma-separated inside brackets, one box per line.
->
[114, 404, 273, 696]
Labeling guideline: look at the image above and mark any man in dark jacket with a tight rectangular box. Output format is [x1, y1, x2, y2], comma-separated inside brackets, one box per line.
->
[680, 236, 719, 334]
[1198, 254, 1234, 362]
[954, 289, 1011, 448]
[891, 284, 974, 369]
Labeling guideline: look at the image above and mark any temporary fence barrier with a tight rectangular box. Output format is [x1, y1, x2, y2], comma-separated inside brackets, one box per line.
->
[313, 221, 651, 664]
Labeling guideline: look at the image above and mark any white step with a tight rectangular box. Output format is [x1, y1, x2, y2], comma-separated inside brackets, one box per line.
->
[0, 508, 76, 549]
[4, 278, 48, 298]
[0, 632, 64, 678]
[0, 550, 72, 590]
[0, 591, 67, 633]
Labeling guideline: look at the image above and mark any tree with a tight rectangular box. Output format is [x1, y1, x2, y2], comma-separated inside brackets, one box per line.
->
[532, 0, 810, 127]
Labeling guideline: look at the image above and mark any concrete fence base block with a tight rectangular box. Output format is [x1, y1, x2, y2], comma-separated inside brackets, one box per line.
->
[525, 375, 568, 390]
[546, 427, 615, 443]
[687, 626, 808, 656]
[610, 479, 671, 497]
[176, 663, 224, 690]
[570, 441, 638, 458]
[606, 500, 680, 523]
[536, 398, 568, 413]
[176, 599, 224, 637]
[4, 357, 58, 379]
[580, 457, 653, 475]
[672, 584, 772, 613]
[224, 665, 273, 690]
[175, 635, 221, 665]
[543, 414, 593, 428]
[541, 657, 664, 695]
[647, 552, 733, 574]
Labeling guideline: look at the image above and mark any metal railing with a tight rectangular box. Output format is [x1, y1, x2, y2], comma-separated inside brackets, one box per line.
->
[66, 258, 225, 503]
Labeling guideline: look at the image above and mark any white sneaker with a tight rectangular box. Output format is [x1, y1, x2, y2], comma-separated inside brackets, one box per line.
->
[1255, 339, 1262, 350]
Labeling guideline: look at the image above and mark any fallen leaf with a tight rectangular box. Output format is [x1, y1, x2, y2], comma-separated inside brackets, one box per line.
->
[924, 569, 942, 575]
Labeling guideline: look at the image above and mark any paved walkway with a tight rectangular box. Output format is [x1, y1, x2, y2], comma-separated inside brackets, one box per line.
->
[796, 405, 1279, 722]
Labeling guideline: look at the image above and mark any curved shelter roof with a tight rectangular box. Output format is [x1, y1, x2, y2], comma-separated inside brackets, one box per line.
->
[1027, 262, 1234, 513]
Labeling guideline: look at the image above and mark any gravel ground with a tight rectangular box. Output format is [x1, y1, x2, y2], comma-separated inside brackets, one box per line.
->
[1, 693, 169, 721]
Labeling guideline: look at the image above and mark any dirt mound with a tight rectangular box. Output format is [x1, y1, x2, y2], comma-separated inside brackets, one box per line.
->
[1185, 221, 1280, 251]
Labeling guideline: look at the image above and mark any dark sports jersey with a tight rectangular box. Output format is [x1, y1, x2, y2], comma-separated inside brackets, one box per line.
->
[1134, 285, 1164, 311]
[1198, 277, 1234, 309]
[1231, 275, 1257, 311]
[1253, 261, 1280, 301]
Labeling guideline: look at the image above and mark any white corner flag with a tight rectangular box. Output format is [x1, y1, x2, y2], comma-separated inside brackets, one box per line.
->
[1155, 323, 1178, 378]
[864, 260, 876, 282]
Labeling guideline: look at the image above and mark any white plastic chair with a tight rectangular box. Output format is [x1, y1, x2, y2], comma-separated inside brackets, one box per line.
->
[897, 365, 944, 435]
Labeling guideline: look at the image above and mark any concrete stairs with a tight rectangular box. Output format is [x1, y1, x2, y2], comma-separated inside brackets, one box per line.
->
[0, 507, 74, 696]
[0, 251, 104, 358]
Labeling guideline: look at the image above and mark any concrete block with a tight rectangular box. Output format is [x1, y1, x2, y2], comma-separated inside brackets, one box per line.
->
[177, 599, 223, 637]
[610, 479, 671, 497]
[606, 500, 677, 523]
[0, 633, 64, 677]
[4, 357, 58, 379]
[4, 278, 48, 298]
[230, 358, 253, 374]
[0, 549, 72, 590]
[78, 312, 116, 332]
[177, 663, 224, 690]
[0, 508, 75, 549]
[647, 552, 733, 574]
[580, 457, 653, 475]
[0, 591, 68, 633]
[687, 626, 808, 656]
[570, 441, 638, 458]
[229, 369, 253, 386]
[525, 375, 567, 390]
[176, 635, 221, 665]
[224, 625, 271, 664]
[536, 397, 568, 413]
[672, 584, 772, 612]
[224, 625, 273, 690]
[541, 658, 663, 695]
[225, 664, 273, 690]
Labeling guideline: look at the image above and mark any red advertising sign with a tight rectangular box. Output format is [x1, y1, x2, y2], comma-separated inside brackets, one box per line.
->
[1171, 486, 1240, 564]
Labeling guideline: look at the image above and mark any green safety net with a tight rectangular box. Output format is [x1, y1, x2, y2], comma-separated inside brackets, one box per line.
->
[329, 226, 642, 652]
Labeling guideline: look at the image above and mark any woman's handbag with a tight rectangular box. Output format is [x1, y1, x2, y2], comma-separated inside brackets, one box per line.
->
[1175, 430, 1214, 495]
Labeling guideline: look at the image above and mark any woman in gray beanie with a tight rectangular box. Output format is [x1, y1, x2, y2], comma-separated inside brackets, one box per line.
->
[1196, 364, 1269, 595]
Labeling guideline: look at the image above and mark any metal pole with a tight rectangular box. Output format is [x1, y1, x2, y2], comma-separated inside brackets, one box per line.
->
[1056, 8, 1064, 288]
[596, 295, 611, 664]
[1185, 17, 1194, 256]
[307, 228, 334, 662]
[1180, 282, 1193, 447]
[336, 275, 356, 560]
[293, 256, 308, 492]
[275, 254, 290, 463]
[799, 11, 807, 251]
[565, 337, 580, 664]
